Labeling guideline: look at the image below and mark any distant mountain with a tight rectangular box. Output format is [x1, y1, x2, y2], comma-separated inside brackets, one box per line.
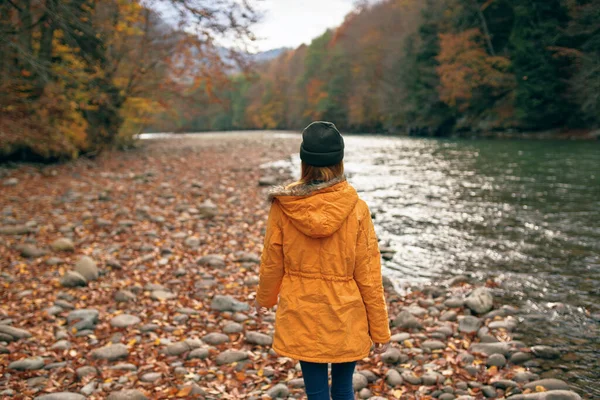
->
[250, 47, 290, 63]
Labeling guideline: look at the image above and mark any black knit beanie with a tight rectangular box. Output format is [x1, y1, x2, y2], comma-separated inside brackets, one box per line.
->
[299, 121, 344, 167]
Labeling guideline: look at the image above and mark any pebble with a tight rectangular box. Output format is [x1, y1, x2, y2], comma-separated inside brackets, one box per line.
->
[422, 340, 446, 351]
[440, 310, 458, 321]
[531, 345, 560, 359]
[401, 371, 421, 385]
[444, 297, 465, 308]
[507, 392, 581, 400]
[140, 372, 161, 382]
[188, 348, 210, 360]
[289, 378, 305, 388]
[202, 332, 229, 345]
[458, 316, 481, 333]
[439, 393, 456, 400]
[216, 349, 248, 365]
[223, 322, 244, 333]
[266, 383, 289, 398]
[76, 366, 97, 379]
[17, 244, 46, 258]
[110, 314, 141, 328]
[51, 238, 75, 252]
[385, 369, 403, 386]
[0, 325, 32, 340]
[60, 270, 87, 287]
[44, 361, 67, 369]
[510, 351, 532, 364]
[74, 256, 99, 281]
[358, 369, 377, 382]
[487, 353, 507, 367]
[390, 332, 410, 342]
[35, 393, 86, 400]
[196, 254, 226, 268]
[107, 389, 149, 400]
[81, 381, 96, 396]
[9, 356, 45, 371]
[381, 347, 403, 364]
[491, 380, 518, 389]
[211, 294, 249, 312]
[91, 343, 128, 361]
[353, 373, 368, 390]
[464, 287, 493, 314]
[3, 178, 18, 186]
[109, 363, 138, 371]
[481, 386, 496, 398]
[392, 310, 422, 329]
[470, 342, 510, 356]
[422, 371, 443, 385]
[151, 290, 176, 300]
[245, 331, 273, 346]
[68, 308, 99, 324]
[114, 290, 136, 302]
[523, 379, 569, 391]
[163, 339, 202, 356]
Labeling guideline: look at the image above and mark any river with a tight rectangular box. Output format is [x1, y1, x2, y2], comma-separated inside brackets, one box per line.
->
[145, 132, 600, 396]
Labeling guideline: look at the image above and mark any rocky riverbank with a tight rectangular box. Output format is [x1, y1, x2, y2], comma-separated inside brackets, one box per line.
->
[0, 133, 586, 399]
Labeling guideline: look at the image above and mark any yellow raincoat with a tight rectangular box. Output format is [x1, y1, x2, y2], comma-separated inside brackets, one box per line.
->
[256, 175, 391, 363]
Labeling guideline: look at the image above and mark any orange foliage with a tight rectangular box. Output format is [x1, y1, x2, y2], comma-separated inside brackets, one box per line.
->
[436, 29, 514, 111]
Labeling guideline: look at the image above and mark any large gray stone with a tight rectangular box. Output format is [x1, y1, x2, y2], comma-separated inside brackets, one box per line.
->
[464, 287, 493, 314]
[74, 256, 99, 281]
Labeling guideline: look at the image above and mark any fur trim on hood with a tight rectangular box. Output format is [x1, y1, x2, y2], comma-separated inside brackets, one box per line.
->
[267, 174, 347, 201]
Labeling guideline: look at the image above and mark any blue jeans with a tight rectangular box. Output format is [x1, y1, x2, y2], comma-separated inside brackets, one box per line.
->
[299, 360, 357, 400]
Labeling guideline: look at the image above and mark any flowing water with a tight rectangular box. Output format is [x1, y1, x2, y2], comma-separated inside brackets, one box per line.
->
[145, 132, 600, 395]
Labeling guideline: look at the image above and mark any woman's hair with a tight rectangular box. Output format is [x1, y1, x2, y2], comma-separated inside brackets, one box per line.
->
[286, 160, 344, 189]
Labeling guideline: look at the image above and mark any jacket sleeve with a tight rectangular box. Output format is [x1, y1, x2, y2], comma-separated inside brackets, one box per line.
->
[256, 200, 285, 308]
[354, 203, 391, 343]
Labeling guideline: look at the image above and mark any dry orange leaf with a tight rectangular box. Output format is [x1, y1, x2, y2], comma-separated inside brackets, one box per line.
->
[177, 385, 193, 397]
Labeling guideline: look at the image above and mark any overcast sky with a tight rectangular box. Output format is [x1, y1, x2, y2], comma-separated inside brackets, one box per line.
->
[251, 0, 357, 51]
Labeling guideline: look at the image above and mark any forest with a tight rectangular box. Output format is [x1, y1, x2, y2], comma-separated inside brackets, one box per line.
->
[1, 0, 600, 161]
[173, 0, 600, 136]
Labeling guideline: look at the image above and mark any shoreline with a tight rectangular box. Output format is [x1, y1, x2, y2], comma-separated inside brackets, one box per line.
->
[0, 134, 589, 399]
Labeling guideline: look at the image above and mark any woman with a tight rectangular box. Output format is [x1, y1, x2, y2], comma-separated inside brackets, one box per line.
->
[255, 121, 391, 400]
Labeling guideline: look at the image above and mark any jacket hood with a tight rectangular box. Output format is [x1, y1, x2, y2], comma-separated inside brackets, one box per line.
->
[267, 174, 359, 238]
